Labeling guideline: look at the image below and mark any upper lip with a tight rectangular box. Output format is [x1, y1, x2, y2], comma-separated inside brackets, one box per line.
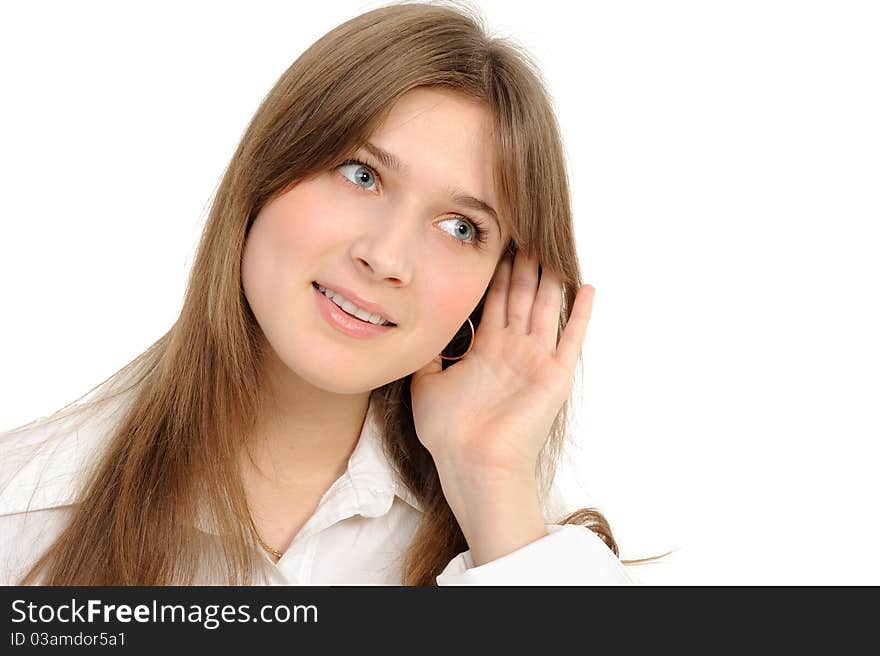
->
[314, 281, 398, 325]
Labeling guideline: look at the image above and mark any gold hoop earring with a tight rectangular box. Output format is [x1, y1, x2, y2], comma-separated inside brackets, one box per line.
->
[438, 317, 475, 361]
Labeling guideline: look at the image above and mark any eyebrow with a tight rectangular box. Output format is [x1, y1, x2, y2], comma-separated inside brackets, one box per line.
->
[362, 141, 502, 233]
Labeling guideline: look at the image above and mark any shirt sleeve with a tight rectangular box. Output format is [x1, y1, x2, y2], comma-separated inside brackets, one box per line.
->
[435, 523, 634, 585]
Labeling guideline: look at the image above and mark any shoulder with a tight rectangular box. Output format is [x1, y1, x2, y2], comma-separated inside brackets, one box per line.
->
[0, 392, 132, 517]
[0, 504, 75, 584]
[0, 408, 99, 585]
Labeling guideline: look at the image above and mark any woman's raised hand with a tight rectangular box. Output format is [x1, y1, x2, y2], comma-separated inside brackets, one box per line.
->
[410, 247, 595, 486]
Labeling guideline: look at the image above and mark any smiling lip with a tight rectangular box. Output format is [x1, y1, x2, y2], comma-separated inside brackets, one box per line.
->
[313, 284, 395, 339]
[312, 281, 398, 325]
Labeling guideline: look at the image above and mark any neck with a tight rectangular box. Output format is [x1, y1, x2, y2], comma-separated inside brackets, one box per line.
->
[243, 348, 372, 487]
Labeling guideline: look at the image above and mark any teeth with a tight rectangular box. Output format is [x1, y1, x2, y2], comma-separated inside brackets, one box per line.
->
[316, 284, 391, 326]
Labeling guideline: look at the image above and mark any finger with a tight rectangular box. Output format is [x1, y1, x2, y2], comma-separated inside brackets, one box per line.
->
[481, 250, 513, 331]
[530, 267, 564, 353]
[507, 248, 540, 334]
[554, 284, 595, 372]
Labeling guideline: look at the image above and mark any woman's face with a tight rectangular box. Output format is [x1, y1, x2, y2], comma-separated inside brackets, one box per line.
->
[242, 87, 509, 394]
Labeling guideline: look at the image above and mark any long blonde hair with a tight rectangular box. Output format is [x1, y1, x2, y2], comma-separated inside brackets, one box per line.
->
[14, 0, 624, 585]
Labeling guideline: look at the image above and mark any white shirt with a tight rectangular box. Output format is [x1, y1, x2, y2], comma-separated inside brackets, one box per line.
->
[0, 389, 634, 585]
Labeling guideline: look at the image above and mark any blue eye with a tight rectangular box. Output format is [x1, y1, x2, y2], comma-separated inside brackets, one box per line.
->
[439, 217, 481, 246]
[338, 160, 378, 191]
[438, 215, 490, 249]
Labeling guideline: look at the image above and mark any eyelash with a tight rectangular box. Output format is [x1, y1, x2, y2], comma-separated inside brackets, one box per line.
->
[337, 158, 489, 250]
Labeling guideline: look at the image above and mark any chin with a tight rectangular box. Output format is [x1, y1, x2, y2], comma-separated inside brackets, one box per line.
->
[288, 359, 382, 395]
[275, 336, 419, 394]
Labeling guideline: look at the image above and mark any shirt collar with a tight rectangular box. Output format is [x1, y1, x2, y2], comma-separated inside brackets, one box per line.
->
[0, 390, 423, 523]
[343, 394, 423, 514]
[195, 394, 423, 537]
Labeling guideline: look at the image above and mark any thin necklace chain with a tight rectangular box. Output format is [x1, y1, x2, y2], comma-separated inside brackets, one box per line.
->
[256, 533, 284, 561]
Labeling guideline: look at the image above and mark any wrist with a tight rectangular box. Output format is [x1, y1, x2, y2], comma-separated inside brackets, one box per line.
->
[435, 469, 548, 567]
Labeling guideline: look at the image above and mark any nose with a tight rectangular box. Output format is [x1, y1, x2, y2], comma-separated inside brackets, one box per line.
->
[349, 203, 419, 286]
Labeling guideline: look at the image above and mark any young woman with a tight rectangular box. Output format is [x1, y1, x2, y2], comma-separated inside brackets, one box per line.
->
[0, 1, 635, 585]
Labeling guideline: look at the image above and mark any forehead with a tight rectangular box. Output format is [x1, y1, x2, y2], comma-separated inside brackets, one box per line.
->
[368, 88, 500, 226]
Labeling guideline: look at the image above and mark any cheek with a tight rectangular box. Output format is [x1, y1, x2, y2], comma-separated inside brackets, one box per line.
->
[242, 186, 332, 308]
[275, 187, 341, 255]
[419, 272, 490, 343]
[428, 285, 467, 317]
[243, 183, 345, 283]
[241, 215, 275, 311]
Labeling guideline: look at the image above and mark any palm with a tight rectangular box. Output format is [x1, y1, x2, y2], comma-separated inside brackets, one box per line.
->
[410, 249, 596, 479]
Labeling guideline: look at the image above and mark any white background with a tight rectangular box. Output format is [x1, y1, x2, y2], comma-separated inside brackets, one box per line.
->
[1, 1, 877, 584]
